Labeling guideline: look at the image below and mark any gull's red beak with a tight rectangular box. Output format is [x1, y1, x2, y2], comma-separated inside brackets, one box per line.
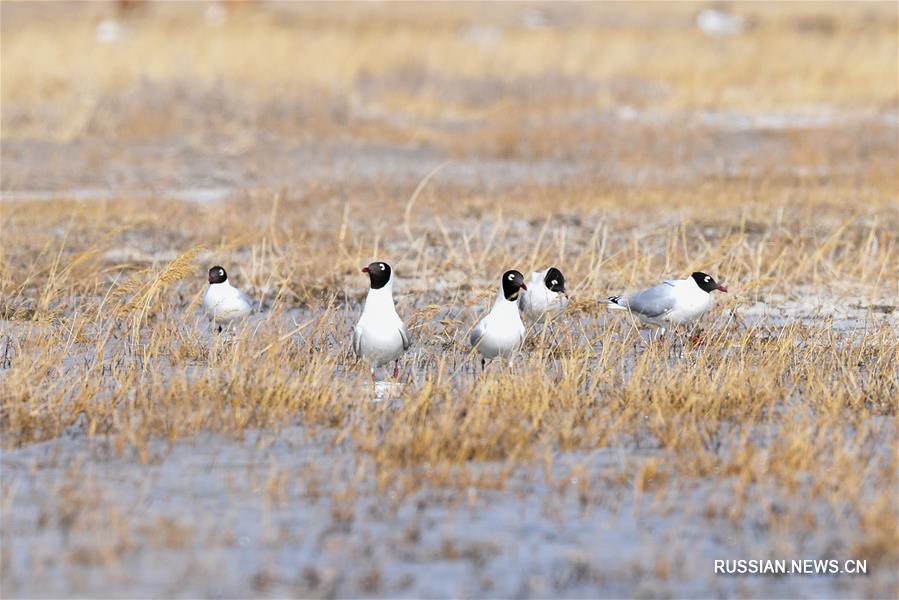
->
[717, 284, 728, 293]
[520, 283, 527, 290]
[361, 267, 370, 273]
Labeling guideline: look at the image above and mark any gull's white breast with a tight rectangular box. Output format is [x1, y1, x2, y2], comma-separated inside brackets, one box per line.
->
[354, 283, 409, 368]
[203, 283, 252, 323]
[355, 315, 406, 367]
[519, 274, 568, 321]
[471, 300, 525, 359]
[665, 283, 711, 325]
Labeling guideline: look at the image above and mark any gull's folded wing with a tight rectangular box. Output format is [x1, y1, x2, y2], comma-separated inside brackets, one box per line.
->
[625, 282, 678, 318]
[399, 323, 412, 351]
[352, 326, 363, 357]
[469, 320, 486, 348]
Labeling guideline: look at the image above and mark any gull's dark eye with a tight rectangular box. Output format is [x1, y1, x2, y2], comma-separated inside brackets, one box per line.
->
[380, 264, 385, 270]
[551, 280, 558, 286]
[704, 276, 710, 282]
[508, 274, 514, 280]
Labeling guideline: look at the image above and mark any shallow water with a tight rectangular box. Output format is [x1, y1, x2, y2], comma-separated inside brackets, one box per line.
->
[3, 426, 892, 598]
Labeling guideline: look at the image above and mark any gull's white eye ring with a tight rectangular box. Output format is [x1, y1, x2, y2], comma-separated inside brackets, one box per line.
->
[704, 276, 710, 282]
[508, 274, 514, 280]
[551, 280, 558, 286]
[380, 264, 386, 270]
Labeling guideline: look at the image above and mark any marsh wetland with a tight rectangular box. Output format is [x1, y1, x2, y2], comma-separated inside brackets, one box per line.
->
[1, 2, 897, 597]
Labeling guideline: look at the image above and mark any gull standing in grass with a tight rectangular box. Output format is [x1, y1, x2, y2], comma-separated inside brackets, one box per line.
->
[353, 261, 411, 380]
[203, 265, 253, 333]
[470, 269, 528, 371]
[518, 266, 569, 322]
[604, 271, 727, 337]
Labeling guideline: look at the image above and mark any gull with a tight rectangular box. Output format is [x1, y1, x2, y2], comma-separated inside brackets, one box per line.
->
[353, 261, 410, 380]
[604, 271, 727, 336]
[470, 269, 528, 370]
[203, 265, 253, 332]
[696, 7, 745, 36]
[518, 266, 569, 322]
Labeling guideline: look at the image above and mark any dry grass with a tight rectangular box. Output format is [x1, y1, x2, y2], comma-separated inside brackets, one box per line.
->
[1, 2, 897, 597]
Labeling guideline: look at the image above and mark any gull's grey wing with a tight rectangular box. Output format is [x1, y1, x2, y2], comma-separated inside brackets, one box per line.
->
[399, 323, 411, 351]
[352, 326, 363, 357]
[239, 290, 254, 311]
[624, 282, 678, 318]
[469, 319, 486, 348]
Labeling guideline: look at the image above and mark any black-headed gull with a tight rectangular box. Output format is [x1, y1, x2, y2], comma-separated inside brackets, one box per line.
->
[518, 267, 569, 322]
[604, 272, 727, 336]
[470, 269, 528, 370]
[353, 261, 411, 380]
[203, 265, 253, 332]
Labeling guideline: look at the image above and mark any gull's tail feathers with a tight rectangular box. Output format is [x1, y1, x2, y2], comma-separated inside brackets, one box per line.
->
[602, 295, 629, 310]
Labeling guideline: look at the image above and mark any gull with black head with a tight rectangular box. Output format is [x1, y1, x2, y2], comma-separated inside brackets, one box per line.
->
[470, 269, 528, 371]
[604, 271, 727, 337]
[518, 266, 569, 322]
[203, 265, 253, 333]
[353, 261, 411, 380]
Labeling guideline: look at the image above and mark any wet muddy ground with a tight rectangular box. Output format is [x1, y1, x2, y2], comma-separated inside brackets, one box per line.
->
[3, 421, 894, 599]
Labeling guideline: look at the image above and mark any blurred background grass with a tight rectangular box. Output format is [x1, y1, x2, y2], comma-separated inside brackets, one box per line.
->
[2, 1, 896, 142]
[2, 1, 896, 199]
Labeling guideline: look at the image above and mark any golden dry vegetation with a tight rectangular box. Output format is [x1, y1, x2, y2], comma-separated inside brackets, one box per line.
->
[1, 2, 897, 597]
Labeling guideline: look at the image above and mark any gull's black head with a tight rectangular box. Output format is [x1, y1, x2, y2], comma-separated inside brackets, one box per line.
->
[362, 261, 391, 290]
[208, 265, 227, 284]
[543, 267, 566, 294]
[501, 269, 527, 301]
[691, 272, 728, 293]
